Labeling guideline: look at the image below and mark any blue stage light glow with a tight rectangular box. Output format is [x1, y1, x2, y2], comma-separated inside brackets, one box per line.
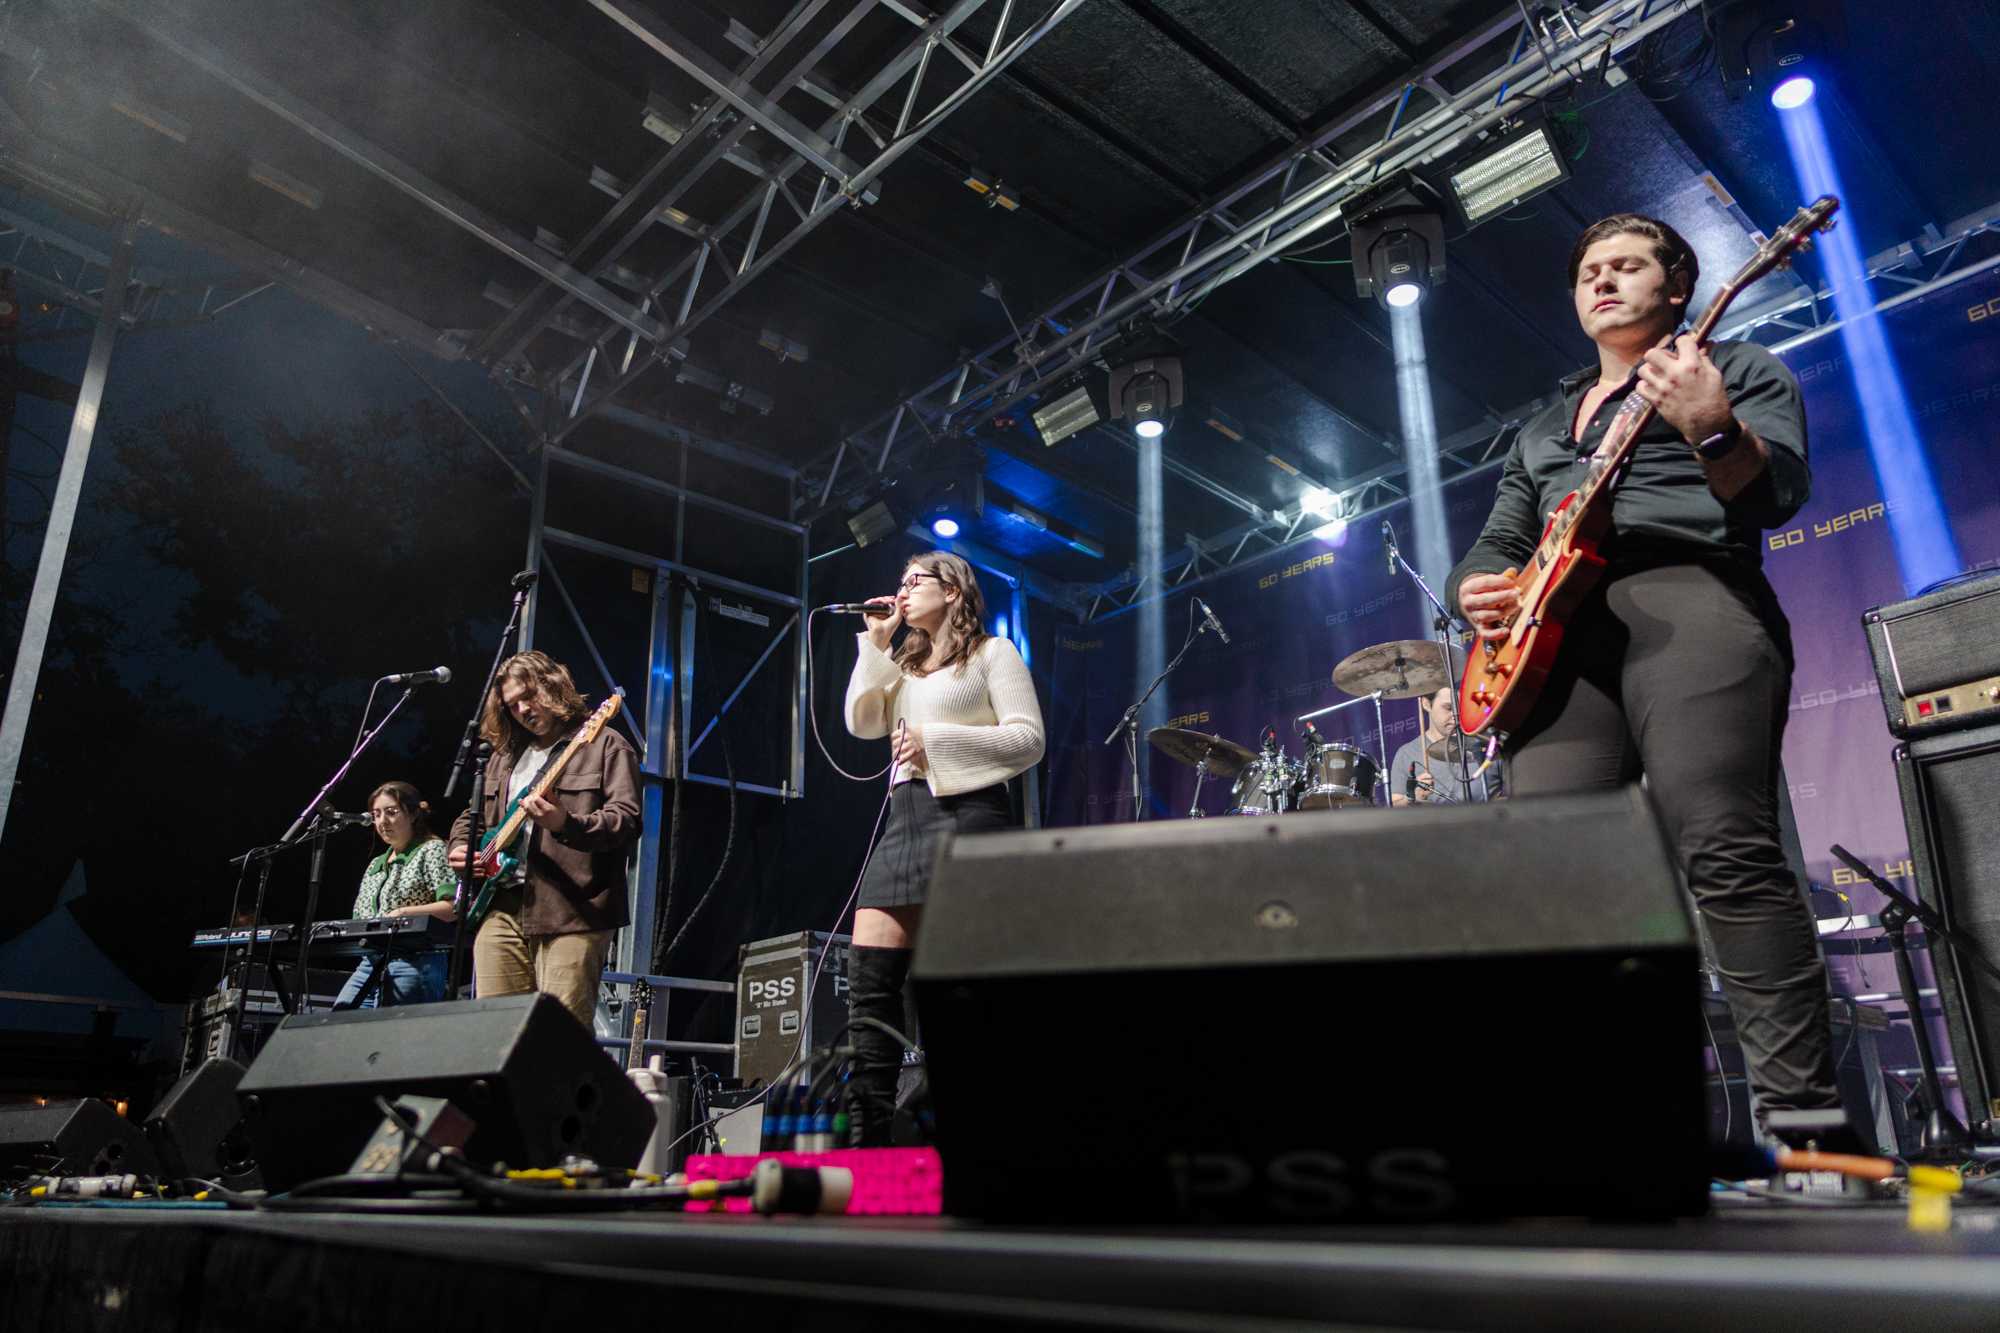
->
[1390, 302, 1452, 600]
[994, 613, 1008, 641]
[1778, 96, 1961, 593]
[930, 516, 960, 539]
[1770, 75, 1815, 109]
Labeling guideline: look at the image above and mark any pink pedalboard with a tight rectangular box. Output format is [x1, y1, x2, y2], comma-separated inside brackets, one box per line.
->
[684, 1147, 943, 1215]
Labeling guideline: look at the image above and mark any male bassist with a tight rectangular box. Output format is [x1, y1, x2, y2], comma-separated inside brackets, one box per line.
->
[1448, 215, 1842, 1132]
[448, 651, 641, 1029]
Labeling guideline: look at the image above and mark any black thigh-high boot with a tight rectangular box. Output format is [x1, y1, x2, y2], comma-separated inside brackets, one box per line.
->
[845, 945, 912, 1148]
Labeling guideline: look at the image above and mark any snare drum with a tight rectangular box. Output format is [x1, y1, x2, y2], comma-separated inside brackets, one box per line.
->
[1228, 755, 1300, 815]
[1295, 743, 1379, 809]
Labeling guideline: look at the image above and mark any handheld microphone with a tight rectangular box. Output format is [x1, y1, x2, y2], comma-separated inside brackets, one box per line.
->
[823, 603, 898, 617]
[1382, 520, 1398, 577]
[383, 666, 453, 686]
[1195, 597, 1231, 645]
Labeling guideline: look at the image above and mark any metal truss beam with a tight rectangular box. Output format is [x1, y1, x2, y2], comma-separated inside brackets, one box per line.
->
[1718, 201, 2000, 347]
[1070, 201, 2000, 623]
[480, 0, 875, 366]
[87, 0, 668, 346]
[799, 0, 1701, 516]
[547, 0, 1088, 449]
[0, 211, 136, 841]
[1075, 409, 1533, 624]
[0, 97, 466, 357]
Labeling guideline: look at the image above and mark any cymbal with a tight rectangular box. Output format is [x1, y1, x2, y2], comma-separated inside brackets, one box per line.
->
[1426, 732, 1480, 764]
[1332, 640, 1449, 700]
[1147, 726, 1256, 777]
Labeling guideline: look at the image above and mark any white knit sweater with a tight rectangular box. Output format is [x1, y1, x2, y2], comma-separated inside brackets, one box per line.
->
[844, 633, 1045, 796]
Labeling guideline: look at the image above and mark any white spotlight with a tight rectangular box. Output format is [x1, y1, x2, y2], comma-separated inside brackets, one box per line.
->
[1384, 282, 1424, 309]
[1771, 75, 1815, 109]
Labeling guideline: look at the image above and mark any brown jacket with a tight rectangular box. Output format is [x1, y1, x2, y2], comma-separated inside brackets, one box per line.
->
[449, 727, 641, 936]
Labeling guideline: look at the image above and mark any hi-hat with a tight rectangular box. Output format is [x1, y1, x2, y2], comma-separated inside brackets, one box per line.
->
[1146, 727, 1256, 777]
[1332, 640, 1449, 700]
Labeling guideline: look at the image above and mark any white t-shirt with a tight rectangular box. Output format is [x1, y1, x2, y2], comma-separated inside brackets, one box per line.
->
[499, 740, 557, 881]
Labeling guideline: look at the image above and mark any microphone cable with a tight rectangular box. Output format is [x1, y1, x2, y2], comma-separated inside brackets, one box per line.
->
[803, 606, 896, 783]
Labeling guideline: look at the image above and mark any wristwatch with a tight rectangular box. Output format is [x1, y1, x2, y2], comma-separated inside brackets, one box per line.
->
[1692, 417, 1744, 461]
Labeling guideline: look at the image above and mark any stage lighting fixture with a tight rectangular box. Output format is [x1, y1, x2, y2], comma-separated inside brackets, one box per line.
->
[1720, 10, 1831, 107]
[1447, 123, 1571, 228]
[1107, 358, 1184, 440]
[847, 500, 900, 549]
[1299, 486, 1337, 520]
[1770, 75, 1815, 109]
[1350, 202, 1446, 311]
[931, 516, 961, 539]
[641, 92, 688, 144]
[1031, 383, 1100, 447]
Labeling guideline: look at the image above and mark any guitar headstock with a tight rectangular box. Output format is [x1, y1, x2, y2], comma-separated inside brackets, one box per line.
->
[576, 690, 624, 745]
[1725, 196, 1840, 295]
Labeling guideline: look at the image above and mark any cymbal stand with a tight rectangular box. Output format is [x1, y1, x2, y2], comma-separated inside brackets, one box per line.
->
[1186, 751, 1214, 819]
[1384, 524, 1475, 803]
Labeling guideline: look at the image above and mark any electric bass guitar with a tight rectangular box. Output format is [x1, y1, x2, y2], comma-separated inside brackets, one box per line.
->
[1458, 195, 1840, 738]
[462, 692, 623, 929]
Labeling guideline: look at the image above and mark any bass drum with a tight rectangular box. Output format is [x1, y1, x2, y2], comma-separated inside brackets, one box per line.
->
[1295, 743, 1379, 810]
[1228, 755, 1299, 815]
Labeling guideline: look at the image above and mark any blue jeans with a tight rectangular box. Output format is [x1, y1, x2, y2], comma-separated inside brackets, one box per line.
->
[334, 951, 449, 1008]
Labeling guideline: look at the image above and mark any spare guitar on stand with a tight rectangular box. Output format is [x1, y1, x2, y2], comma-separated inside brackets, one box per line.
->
[1458, 196, 1840, 738]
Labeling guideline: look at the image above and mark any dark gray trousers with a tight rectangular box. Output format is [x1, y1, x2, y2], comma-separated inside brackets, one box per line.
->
[1505, 560, 1839, 1115]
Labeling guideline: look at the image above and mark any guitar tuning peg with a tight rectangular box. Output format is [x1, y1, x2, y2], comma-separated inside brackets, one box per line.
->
[1821, 218, 1838, 233]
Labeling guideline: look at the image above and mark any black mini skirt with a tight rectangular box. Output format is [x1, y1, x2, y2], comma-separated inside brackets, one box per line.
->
[856, 780, 1013, 908]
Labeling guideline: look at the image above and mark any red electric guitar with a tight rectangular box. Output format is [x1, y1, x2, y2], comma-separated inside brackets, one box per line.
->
[1459, 195, 1840, 738]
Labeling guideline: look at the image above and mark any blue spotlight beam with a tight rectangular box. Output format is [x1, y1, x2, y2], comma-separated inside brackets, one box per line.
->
[1779, 100, 1962, 593]
[1390, 303, 1454, 607]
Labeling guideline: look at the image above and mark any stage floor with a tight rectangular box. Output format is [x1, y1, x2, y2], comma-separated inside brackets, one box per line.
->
[9, 1196, 2000, 1331]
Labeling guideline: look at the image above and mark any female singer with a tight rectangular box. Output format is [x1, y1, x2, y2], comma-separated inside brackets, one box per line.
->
[333, 780, 456, 1008]
[842, 550, 1045, 1145]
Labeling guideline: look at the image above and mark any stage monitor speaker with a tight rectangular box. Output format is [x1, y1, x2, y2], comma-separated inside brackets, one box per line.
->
[914, 787, 1708, 1223]
[236, 993, 653, 1190]
[1865, 572, 2000, 738]
[145, 1058, 259, 1188]
[0, 1098, 160, 1183]
[1894, 720, 2000, 1123]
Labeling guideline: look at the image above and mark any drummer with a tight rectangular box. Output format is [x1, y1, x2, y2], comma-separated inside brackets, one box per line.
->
[1390, 687, 1503, 806]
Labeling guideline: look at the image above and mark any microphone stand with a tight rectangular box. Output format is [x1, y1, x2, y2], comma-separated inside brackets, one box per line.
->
[1384, 528, 1476, 804]
[1830, 845, 2000, 1156]
[1104, 610, 1214, 821]
[443, 572, 536, 1001]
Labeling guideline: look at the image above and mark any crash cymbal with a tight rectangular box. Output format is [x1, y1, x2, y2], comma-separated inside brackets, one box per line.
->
[1147, 726, 1257, 777]
[1331, 640, 1449, 700]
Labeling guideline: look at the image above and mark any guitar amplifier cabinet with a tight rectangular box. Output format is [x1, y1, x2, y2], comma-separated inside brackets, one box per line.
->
[1894, 721, 2000, 1123]
[1865, 571, 2000, 738]
[735, 931, 850, 1087]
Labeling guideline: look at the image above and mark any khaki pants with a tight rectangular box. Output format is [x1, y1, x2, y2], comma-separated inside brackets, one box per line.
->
[473, 900, 613, 1033]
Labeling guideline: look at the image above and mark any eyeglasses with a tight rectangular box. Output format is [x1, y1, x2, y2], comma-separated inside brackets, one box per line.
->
[898, 573, 943, 592]
[371, 808, 407, 822]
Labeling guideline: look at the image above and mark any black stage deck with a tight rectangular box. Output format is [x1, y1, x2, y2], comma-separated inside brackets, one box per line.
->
[9, 1198, 2000, 1331]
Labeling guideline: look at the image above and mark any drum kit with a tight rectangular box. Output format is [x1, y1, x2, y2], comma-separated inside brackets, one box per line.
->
[1146, 638, 1454, 818]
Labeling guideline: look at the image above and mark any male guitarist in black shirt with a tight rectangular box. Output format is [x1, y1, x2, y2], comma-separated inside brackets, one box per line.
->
[1448, 215, 1842, 1134]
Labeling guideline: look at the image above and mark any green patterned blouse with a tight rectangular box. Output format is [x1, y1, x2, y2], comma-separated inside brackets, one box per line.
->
[349, 837, 454, 919]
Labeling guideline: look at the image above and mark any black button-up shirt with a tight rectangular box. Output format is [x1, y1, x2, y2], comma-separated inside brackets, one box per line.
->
[1448, 339, 1810, 618]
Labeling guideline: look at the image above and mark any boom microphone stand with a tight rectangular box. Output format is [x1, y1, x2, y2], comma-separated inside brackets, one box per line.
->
[1830, 845, 2000, 1156]
[1104, 605, 1218, 821]
[1382, 521, 1476, 803]
[443, 570, 538, 1000]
